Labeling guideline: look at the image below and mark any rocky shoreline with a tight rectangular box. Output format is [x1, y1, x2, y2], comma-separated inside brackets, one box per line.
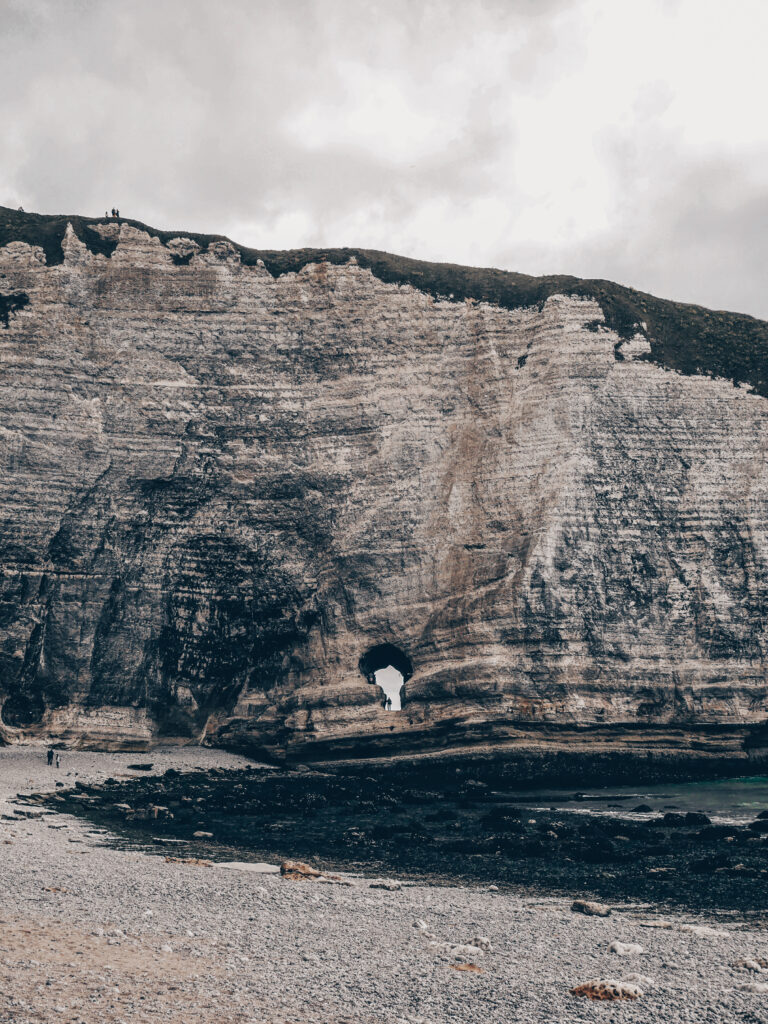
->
[28, 757, 768, 919]
[3, 744, 768, 1023]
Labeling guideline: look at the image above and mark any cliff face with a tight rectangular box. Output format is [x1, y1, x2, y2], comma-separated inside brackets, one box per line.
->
[1, 210, 767, 775]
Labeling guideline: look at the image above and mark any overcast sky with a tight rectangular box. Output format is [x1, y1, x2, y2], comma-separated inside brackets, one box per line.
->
[3, 0, 767, 318]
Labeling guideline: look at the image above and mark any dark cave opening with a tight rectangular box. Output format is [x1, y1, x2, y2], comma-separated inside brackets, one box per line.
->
[1, 692, 45, 727]
[359, 643, 413, 711]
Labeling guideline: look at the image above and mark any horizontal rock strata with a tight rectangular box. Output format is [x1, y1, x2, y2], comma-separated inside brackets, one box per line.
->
[0, 209, 767, 775]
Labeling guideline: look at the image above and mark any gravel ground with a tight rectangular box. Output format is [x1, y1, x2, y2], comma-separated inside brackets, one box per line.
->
[1, 744, 767, 1024]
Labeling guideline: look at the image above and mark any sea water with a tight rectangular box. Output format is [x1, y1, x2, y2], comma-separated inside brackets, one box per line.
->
[517, 775, 768, 823]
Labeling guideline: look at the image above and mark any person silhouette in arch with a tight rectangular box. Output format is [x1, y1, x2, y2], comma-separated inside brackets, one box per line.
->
[386, 697, 393, 711]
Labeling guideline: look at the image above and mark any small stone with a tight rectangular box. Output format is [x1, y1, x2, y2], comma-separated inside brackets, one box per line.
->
[609, 940, 644, 955]
[427, 941, 484, 961]
[164, 856, 213, 867]
[685, 811, 711, 826]
[734, 958, 768, 972]
[659, 812, 687, 827]
[280, 859, 322, 880]
[623, 973, 654, 989]
[571, 899, 611, 917]
[570, 978, 642, 1000]
[680, 924, 729, 938]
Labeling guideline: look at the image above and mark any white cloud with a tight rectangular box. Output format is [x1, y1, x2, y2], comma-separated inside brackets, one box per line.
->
[287, 62, 457, 164]
[2, 0, 768, 317]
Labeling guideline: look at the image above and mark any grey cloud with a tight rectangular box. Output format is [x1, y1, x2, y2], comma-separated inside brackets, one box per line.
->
[5, 0, 528, 224]
[2, 0, 767, 320]
[512, 155, 768, 321]
[589, 161, 768, 319]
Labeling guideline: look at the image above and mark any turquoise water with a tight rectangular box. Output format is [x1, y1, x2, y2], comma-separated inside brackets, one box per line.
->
[519, 776, 768, 823]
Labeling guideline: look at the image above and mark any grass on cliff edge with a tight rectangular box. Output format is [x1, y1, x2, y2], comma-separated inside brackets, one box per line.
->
[2, 205, 768, 399]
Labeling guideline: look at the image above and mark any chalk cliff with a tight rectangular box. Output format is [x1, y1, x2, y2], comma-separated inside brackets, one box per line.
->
[1, 207, 767, 779]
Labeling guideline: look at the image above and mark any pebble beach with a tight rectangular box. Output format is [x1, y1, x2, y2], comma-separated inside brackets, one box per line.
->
[1, 744, 767, 1024]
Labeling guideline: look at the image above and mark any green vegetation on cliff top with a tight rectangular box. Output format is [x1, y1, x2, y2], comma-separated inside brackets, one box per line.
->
[1, 205, 767, 398]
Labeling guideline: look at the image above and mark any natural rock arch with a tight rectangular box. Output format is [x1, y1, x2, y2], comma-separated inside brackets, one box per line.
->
[359, 643, 413, 683]
[359, 643, 413, 710]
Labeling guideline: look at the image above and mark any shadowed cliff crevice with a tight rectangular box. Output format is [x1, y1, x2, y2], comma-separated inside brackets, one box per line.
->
[0, 290, 29, 327]
[1, 620, 46, 726]
[155, 533, 313, 726]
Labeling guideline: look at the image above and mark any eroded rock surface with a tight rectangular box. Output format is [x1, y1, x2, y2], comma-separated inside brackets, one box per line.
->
[0, 209, 767, 773]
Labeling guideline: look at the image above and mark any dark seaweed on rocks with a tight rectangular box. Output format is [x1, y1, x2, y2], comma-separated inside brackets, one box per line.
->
[2, 205, 768, 397]
[34, 765, 768, 918]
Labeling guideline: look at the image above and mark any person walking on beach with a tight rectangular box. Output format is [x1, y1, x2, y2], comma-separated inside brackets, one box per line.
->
[46, 747, 54, 766]
[55, 753, 60, 769]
